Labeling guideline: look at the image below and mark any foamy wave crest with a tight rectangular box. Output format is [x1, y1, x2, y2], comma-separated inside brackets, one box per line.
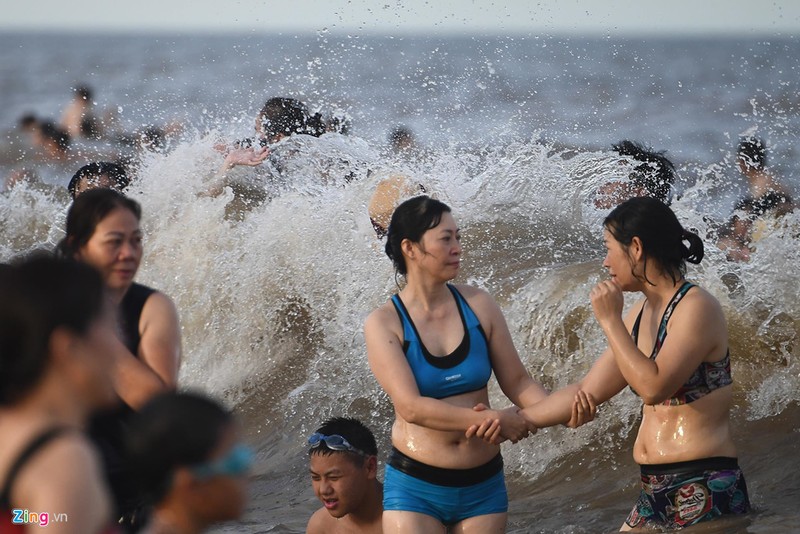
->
[3, 133, 797, 473]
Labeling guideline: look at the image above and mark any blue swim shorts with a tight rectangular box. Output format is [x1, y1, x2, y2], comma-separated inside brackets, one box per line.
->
[383, 447, 508, 525]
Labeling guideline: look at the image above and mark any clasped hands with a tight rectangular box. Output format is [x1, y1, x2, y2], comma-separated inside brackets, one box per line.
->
[465, 390, 597, 445]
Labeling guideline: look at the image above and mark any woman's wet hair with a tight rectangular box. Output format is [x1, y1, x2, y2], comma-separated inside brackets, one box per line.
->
[67, 161, 130, 199]
[57, 188, 141, 258]
[385, 195, 451, 276]
[126, 391, 233, 504]
[612, 140, 676, 205]
[604, 196, 703, 285]
[737, 136, 767, 171]
[0, 253, 105, 405]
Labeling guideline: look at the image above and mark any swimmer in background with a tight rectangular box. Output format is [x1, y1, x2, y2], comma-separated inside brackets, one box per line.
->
[735, 136, 793, 215]
[714, 137, 795, 261]
[714, 211, 752, 263]
[117, 123, 183, 155]
[34, 121, 71, 162]
[67, 161, 130, 200]
[204, 97, 318, 206]
[387, 126, 417, 156]
[307, 417, 383, 534]
[206, 97, 351, 219]
[210, 97, 325, 190]
[16, 113, 39, 148]
[61, 84, 102, 139]
[734, 137, 794, 238]
[489, 197, 750, 531]
[126, 391, 252, 534]
[594, 140, 676, 208]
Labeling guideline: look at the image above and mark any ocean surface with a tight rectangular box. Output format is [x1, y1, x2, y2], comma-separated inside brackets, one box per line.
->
[1, 32, 799, 533]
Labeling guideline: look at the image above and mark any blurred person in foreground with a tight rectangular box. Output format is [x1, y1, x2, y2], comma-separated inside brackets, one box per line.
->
[0, 254, 119, 533]
[126, 391, 252, 534]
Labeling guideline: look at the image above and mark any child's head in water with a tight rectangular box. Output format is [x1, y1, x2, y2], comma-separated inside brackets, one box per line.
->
[308, 417, 380, 522]
[127, 391, 251, 533]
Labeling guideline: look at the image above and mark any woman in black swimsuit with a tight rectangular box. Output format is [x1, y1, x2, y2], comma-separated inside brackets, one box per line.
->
[58, 188, 182, 527]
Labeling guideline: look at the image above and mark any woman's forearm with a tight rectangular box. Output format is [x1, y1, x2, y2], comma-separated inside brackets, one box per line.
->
[398, 396, 502, 432]
[519, 384, 582, 428]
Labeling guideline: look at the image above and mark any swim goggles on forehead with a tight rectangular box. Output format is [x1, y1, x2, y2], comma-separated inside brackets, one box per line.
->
[190, 443, 255, 480]
[307, 433, 367, 456]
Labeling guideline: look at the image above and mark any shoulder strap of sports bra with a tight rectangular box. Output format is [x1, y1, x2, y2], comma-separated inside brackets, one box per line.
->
[447, 284, 490, 344]
[0, 427, 69, 508]
[446, 284, 467, 317]
[390, 294, 410, 325]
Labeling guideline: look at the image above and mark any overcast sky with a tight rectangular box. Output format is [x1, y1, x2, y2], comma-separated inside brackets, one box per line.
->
[3, 0, 800, 36]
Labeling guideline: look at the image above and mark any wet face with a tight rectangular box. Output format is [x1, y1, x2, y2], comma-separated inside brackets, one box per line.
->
[411, 211, 461, 280]
[602, 228, 638, 290]
[76, 207, 142, 294]
[310, 452, 374, 519]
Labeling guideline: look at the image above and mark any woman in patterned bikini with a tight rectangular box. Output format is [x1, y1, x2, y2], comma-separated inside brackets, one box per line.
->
[515, 196, 750, 531]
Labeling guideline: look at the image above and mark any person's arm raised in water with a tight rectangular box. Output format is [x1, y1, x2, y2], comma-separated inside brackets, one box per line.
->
[204, 145, 269, 197]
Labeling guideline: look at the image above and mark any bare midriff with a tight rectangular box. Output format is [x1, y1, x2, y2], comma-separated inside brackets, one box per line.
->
[633, 386, 737, 465]
[391, 387, 500, 469]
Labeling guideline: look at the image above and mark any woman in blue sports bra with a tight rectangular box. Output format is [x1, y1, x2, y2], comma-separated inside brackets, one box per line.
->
[515, 197, 750, 531]
[365, 195, 594, 533]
